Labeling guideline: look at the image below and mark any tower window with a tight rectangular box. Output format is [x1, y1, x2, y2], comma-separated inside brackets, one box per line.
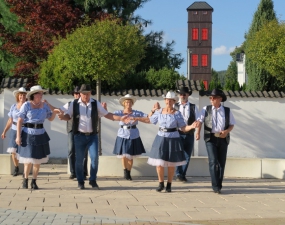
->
[201, 54, 208, 67]
[192, 54, 198, 66]
[193, 11, 198, 15]
[192, 28, 198, 40]
[203, 11, 208, 15]
[202, 28, 208, 40]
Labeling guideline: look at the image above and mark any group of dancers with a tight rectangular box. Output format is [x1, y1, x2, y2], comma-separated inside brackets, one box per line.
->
[2, 84, 235, 194]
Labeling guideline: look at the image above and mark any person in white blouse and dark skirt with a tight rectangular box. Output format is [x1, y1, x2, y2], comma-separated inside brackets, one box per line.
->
[197, 89, 235, 194]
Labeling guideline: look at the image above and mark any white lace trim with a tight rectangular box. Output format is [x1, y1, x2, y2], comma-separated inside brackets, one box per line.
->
[7, 147, 17, 153]
[116, 154, 139, 160]
[147, 158, 186, 167]
[17, 155, 49, 164]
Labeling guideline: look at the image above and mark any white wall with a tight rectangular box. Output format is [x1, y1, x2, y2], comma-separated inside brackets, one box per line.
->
[1, 88, 285, 159]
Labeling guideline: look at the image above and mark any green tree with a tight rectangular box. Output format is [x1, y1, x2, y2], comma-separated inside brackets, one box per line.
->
[200, 81, 205, 91]
[0, 1, 23, 76]
[39, 18, 146, 92]
[145, 67, 181, 90]
[245, 0, 278, 91]
[246, 20, 285, 86]
[224, 61, 238, 91]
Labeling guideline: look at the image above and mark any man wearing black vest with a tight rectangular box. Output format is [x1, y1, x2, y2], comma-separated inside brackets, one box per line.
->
[57, 84, 128, 190]
[62, 86, 88, 180]
[197, 89, 235, 194]
[175, 87, 199, 182]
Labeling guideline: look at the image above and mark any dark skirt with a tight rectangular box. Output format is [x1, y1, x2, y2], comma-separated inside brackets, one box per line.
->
[113, 136, 146, 159]
[148, 135, 186, 167]
[7, 129, 17, 153]
[17, 131, 51, 164]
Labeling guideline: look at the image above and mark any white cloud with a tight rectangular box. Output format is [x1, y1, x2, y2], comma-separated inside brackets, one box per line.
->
[213, 45, 235, 55]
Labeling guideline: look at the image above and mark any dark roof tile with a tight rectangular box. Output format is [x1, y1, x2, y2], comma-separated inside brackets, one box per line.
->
[187, 1, 213, 11]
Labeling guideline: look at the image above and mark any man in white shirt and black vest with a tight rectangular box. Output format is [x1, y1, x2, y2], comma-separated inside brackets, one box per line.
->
[57, 84, 128, 190]
[175, 87, 199, 182]
[197, 89, 235, 194]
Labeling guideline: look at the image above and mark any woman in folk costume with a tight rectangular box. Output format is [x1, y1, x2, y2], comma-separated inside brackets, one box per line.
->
[1, 87, 28, 176]
[112, 94, 148, 180]
[16, 85, 57, 189]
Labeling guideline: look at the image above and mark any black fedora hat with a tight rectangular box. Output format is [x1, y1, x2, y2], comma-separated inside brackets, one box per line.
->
[176, 86, 192, 96]
[209, 89, 227, 102]
[72, 85, 80, 94]
[79, 84, 92, 93]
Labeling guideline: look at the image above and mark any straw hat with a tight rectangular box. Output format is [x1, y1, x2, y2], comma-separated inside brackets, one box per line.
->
[119, 94, 137, 106]
[162, 91, 178, 101]
[27, 85, 47, 98]
[13, 87, 28, 97]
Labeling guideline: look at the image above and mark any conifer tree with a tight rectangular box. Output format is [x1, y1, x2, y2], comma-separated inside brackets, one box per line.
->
[245, 0, 278, 91]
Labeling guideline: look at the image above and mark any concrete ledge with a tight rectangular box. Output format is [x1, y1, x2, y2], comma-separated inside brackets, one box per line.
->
[0, 154, 24, 175]
[262, 158, 285, 179]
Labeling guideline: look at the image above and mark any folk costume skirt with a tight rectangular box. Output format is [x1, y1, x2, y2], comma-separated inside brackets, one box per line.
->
[147, 135, 186, 167]
[113, 136, 146, 159]
[7, 129, 18, 153]
[17, 131, 50, 164]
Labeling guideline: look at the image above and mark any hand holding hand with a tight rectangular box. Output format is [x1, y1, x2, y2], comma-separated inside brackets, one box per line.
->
[54, 108, 63, 114]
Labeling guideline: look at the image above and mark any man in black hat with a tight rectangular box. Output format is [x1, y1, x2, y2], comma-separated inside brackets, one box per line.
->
[45, 86, 89, 180]
[175, 86, 199, 182]
[57, 84, 129, 190]
[197, 89, 235, 194]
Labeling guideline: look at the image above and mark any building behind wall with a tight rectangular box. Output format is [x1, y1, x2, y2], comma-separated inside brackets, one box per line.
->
[236, 52, 247, 86]
[187, 1, 213, 90]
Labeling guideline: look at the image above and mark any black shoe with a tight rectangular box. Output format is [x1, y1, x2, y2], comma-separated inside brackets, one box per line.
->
[214, 189, 221, 194]
[166, 182, 172, 193]
[176, 175, 184, 182]
[13, 166, 19, 177]
[89, 180, 99, 189]
[156, 182, 165, 192]
[123, 169, 127, 179]
[22, 178, 28, 189]
[31, 179, 39, 190]
[182, 177, 188, 182]
[78, 183, 85, 190]
[126, 170, 132, 181]
[69, 174, 76, 179]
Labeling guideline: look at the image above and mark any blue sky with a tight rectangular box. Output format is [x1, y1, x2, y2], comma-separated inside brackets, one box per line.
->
[135, 0, 285, 74]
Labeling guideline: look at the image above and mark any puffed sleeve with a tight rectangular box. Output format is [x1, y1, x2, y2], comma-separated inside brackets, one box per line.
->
[149, 111, 159, 125]
[44, 103, 52, 119]
[17, 102, 29, 119]
[135, 110, 147, 118]
[113, 110, 123, 116]
[175, 111, 187, 128]
[8, 104, 16, 118]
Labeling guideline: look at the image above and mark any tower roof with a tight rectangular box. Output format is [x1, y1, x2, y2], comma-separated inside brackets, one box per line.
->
[187, 1, 213, 11]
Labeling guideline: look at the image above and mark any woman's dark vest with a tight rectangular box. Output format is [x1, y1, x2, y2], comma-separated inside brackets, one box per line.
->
[204, 105, 230, 144]
[174, 102, 196, 135]
[72, 99, 98, 134]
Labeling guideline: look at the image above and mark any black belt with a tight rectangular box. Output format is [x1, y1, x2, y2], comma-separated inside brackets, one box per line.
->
[178, 130, 193, 135]
[159, 127, 178, 132]
[120, 125, 137, 129]
[24, 123, 44, 129]
[78, 131, 95, 136]
[12, 121, 26, 127]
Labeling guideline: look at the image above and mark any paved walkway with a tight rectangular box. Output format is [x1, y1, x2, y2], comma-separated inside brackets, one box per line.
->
[0, 164, 285, 225]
